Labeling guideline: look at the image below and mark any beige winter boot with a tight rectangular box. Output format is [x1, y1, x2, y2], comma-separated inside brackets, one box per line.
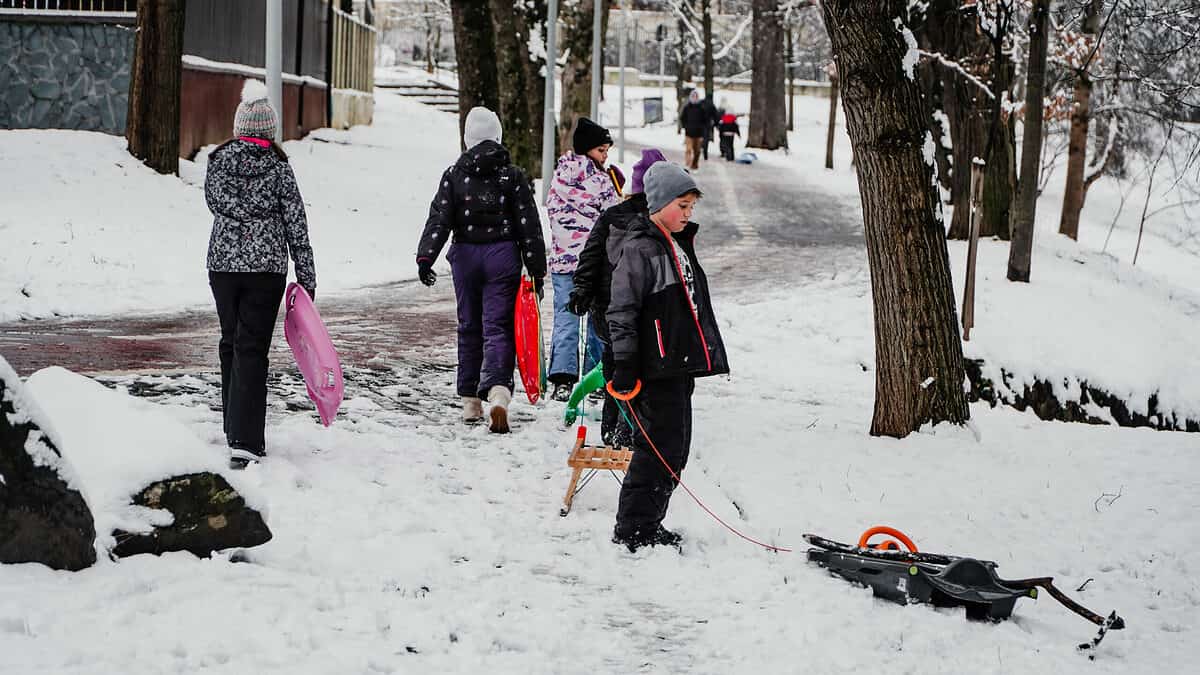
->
[462, 396, 483, 424]
[487, 385, 511, 434]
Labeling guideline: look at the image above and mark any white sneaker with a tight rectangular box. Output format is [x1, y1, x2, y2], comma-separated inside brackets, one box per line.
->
[462, 396, 484, 423]
[487, 385, 511, 434]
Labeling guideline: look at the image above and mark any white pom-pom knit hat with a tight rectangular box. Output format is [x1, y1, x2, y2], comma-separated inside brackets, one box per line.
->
[234, 79, 277, 140]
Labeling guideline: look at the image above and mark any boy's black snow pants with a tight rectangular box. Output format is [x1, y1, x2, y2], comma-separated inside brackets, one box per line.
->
[614, 376, 695, 538]
[209, 271, 286, 453]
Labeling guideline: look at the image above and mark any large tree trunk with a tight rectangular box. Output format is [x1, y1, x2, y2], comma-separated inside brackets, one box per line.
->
[981, 42, 1016, 241]
[450, 1, 499, 151]
[819, 0, 970, 437]
[558, 0, 608, 152]
[747, 0, 787, 149]
[126, 0, 185, 175]
[1058, 0, 1103, 240]
[702, 0, 715, 99]
[489, 0, 546, 177]
[1008, 0, 1051, 282]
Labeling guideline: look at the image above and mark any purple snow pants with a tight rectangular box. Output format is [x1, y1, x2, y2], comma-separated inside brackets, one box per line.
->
[447, 241, 522, 398]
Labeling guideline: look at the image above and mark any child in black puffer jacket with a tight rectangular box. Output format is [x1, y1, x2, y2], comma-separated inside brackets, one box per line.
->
[606, 162, 729, 553]
[205, 80, 317, 467]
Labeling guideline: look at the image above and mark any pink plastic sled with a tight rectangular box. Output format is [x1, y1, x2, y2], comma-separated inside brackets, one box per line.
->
[283, 283, 343, 426]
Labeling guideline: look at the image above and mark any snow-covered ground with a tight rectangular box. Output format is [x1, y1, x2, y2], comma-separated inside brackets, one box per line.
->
[2, 72, 1199, 672]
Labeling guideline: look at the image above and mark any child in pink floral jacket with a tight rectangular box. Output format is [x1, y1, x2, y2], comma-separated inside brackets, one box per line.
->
[545, 117, 623, 401]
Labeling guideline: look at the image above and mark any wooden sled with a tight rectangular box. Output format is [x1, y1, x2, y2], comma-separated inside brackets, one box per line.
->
[560, 426, 633, 516]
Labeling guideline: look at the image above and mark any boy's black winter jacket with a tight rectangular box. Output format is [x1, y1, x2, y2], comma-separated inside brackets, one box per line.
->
[571, 193, 647, 346]
[415, 140, 547, 279]
[205, 139, 316, 290]
[606, 210, 729, 382]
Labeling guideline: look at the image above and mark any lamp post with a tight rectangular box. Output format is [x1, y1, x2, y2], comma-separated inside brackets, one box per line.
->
[266, 0, 282, 142]
[541, 0, 560, 203]
[590, 0, 602, 120]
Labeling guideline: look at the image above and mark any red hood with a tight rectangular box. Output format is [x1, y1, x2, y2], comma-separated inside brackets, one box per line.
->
[720, 113, 737, 124]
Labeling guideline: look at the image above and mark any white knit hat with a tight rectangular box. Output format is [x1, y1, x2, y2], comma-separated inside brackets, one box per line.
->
[463, 106, 502, 149]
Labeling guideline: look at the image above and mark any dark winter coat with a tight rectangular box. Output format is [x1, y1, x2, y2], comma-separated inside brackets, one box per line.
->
[679, 101, 712, 138]
[718, 117, 741, 137]
[416, 140, 547, 279]
[606, 209, 729, 382]
[205, 139, 316, 290]
[571, 193, 648, 346]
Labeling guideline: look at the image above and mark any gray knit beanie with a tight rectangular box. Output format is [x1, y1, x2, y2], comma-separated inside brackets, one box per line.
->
[233, 79, 277, 140]
[644, 162, 701, 214]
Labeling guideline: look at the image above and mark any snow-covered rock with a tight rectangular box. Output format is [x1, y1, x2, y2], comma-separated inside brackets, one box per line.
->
[0, 355, 95, 571]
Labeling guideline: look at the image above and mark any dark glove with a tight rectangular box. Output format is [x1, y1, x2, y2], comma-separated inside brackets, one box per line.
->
[566, 291, 590, 316]
[534, 276, 545, 301]
[417, 259, 437, 287]
[611, 361, 638, 396]
[303, 286, 316, 302]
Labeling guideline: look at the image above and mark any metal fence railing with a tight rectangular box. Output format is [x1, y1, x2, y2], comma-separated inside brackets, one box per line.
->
[0, 1, 136, 10]
[331, 6, 375, 93]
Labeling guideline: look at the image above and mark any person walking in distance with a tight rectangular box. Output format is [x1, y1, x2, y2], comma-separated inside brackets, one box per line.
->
[679, 90, 709, 171]
[415, 107, 548, 433]
[205, 80, 317, 468]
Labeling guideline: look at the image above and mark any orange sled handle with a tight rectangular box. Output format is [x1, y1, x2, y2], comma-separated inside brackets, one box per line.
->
[858, 525, 919, 553]
[606, 380, 642, 401]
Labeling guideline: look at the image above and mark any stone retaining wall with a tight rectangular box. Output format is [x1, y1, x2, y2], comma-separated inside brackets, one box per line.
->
[0, 14, 134, 134]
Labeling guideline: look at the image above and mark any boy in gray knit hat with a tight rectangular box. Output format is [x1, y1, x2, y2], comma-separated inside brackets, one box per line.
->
[604, 161, 730, 552]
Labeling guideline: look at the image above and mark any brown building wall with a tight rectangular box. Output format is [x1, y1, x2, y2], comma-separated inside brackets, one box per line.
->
[180, 67, 327, 159]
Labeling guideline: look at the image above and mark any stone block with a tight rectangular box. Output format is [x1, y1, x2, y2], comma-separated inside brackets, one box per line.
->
[30, 80, 62, 101]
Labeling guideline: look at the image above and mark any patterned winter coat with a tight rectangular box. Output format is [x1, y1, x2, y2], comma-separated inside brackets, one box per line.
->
[416, 140, 547, 279]
[205, 140, 316, 290]
[545, 152, 621, 275]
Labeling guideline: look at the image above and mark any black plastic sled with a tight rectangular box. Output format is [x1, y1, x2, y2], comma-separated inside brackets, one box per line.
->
[805, 532, 1125, 653]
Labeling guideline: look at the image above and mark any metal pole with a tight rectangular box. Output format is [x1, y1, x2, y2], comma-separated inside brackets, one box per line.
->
[541, 0, 559, 204]
[659, 36, 665, 117]
[266, 0, 283, 142]
[618, 3, 628, 162]
[590, 0, 602, 120]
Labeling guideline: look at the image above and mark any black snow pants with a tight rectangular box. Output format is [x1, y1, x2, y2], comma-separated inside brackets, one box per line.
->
[614, 376, 695, 538]
[209, 271, 287, 453]
[720, 135, 735, 161]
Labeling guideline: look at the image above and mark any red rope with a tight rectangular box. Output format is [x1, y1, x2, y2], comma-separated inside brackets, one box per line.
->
[623, 400, 792, 553]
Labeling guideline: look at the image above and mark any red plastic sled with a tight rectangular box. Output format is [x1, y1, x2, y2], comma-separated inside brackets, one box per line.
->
[513, 275, 546, 404]
[283, 283, 344, 426]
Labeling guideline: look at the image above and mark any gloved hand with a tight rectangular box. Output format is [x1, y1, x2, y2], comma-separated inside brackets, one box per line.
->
[303, 286, 316, 301]
[533, 276, 545, 301]
[417, 259, 437, 287]
[566, 291, 590, 316]
[611, 361, 638, 396]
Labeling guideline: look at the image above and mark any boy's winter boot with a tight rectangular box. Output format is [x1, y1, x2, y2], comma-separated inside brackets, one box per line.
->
[612, 524, 683, 553]
[551, 383, 572, 402]
[462, 396, 484, 423]
[487, 385, 511, 434]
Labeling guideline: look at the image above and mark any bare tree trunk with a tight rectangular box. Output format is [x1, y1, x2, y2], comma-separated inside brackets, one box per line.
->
[921, 0, 1008, 239]
[747, 0, 787, 150]
[1058, 0, 1103, 240]
[1008, 0, 1050, 282]
[126, 0, 186, 175]
[488, 0, 545, 176]
[674, 16, 692, 132]
[558, 0, 608, 152]
[819, 0, 970, 437]
[982, 40, 1016, 241]
[702, 0, 714, 99]
[450, 0, 498, 150]
[825, 71, 837, 169]
[787, 24, 795, 131]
